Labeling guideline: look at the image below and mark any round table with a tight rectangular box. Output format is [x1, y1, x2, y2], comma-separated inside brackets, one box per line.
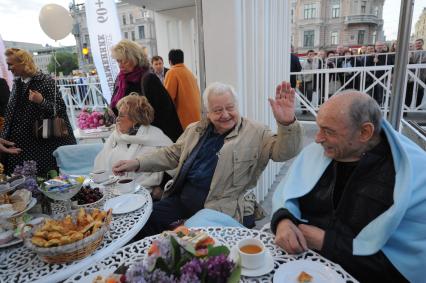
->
[0, 187, 152, 283]
[65, 227, 358, 283]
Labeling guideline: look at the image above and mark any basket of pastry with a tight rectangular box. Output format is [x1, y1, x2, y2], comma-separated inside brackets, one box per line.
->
[23, 208, 112, 264]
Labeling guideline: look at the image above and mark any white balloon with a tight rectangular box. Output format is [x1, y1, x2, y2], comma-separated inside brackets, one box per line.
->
[39, 4, 73, 41]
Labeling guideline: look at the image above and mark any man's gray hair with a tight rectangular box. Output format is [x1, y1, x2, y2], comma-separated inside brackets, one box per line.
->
[336, 90, 382, 136]
[203, 82, 238, 111]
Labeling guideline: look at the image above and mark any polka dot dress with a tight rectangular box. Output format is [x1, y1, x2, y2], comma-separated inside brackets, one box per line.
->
[1, 72, 76, 176]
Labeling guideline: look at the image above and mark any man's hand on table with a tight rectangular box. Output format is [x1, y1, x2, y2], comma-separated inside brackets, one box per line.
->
[275, 219, 307, 254]
[298, 224, 325, 251]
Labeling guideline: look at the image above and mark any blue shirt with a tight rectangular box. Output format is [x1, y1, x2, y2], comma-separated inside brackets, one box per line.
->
[180, 127, 226, 213]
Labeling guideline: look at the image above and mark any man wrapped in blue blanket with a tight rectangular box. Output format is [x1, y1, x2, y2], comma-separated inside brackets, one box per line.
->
[272, 90, 426, 283]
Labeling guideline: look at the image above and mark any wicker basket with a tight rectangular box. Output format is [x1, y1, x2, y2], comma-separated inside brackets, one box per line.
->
[23, 208, 112, 264]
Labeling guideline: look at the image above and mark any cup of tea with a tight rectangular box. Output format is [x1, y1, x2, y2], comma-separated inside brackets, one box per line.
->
[237, 238, 265, 269]
[116, 178, 134, 194]
[90, 170, 109, 183]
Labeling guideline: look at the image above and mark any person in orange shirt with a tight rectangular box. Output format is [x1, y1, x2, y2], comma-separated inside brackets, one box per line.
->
[164, 49, 201, 129]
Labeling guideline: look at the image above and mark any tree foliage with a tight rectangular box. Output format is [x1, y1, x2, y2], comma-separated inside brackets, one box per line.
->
[47, 52, 78, 76]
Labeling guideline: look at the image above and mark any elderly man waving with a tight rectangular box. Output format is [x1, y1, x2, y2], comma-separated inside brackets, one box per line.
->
[113, 81, 303, 238]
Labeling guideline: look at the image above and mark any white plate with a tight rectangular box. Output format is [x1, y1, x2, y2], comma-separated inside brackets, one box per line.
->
[73, 268, 116, 283]
[230, 246, 274, 277]
[8, 198, 37, 219]
[103, 193, 146, 214]
[111, 184, 141, 196]
[0, 237, 22, 248]
[273, 259, 345, 283]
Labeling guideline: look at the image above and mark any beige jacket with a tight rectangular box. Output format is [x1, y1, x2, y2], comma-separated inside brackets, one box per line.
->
[136, 117, 303, 223]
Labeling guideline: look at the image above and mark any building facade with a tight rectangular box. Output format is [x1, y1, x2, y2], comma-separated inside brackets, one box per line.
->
[291, 0, 385, 53]
[4, 41, 76, 74]
[70, 2, 157, 71]
[414, 7, 426, 44]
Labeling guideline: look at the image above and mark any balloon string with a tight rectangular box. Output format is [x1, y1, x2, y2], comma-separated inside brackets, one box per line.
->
[53, 44, 57, 117]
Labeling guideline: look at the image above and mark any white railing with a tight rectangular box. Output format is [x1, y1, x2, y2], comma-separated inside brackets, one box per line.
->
[293, 51, 426, 117]
[57, 76, 108, 129]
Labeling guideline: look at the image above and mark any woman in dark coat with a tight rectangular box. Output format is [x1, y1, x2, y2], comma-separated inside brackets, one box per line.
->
[110, 40, 183, 142]
[0, 78, 10, 118]
[2, 48, 76, 176]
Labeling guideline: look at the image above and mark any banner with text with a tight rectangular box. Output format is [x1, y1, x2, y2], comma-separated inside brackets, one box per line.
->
[85, 0, 121, 103]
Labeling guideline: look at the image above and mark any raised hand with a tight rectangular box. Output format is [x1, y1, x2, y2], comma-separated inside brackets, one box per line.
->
[268, 81, 296, 126]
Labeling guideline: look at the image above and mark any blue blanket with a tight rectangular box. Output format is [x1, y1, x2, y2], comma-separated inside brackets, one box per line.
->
[53, 144, 103, 175]
[272, 120, 426, 282]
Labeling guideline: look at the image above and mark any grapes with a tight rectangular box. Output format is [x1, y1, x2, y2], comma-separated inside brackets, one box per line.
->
[71, 185, 103, 205]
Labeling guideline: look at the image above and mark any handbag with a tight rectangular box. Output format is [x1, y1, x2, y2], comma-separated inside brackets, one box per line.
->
[34, 117, 69, 139]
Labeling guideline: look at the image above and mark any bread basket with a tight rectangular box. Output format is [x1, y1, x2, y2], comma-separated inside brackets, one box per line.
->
[23, 208, 112, 264]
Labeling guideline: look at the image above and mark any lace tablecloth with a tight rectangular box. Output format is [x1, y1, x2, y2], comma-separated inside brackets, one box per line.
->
[0, 187, 152, 283]
[65, 227, 358, 283]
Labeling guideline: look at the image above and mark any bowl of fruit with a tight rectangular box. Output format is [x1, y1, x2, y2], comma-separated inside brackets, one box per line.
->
[71, 185, 105, 209]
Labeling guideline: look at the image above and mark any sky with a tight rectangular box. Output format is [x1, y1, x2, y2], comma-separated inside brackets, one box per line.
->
[0, 0, 424, 47]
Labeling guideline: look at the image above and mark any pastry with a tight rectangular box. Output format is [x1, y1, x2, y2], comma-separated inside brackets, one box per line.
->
[297, 271, 313, 283]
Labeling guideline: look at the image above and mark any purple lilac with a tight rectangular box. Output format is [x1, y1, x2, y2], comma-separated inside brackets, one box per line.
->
[203, 255, 235, 281]
[180, 258, 202, 279]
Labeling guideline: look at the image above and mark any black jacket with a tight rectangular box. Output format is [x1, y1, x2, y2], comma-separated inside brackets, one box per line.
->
[290, 54, 302, 88]
[112, 72, 183, 142]
[1, 72, 76, 175]
[0, 78, 10, 117]
[271, 137, 408, 283]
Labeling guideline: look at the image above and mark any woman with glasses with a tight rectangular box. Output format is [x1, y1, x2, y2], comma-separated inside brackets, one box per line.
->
[110, 40, 182, 142]
[94, 94, 173, 198]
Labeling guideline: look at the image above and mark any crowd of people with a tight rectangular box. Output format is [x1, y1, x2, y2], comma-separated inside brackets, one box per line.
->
[0, 38, 425, 283]
[293, 39, 426, 109]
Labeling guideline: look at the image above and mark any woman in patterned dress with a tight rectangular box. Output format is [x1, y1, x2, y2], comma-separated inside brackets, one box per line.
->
[2, 48, 76, 176]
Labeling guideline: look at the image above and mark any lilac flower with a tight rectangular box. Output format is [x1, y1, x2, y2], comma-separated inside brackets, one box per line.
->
[180, 258, 202, 282]
[203, 255, 235, 282]
[126, 261, 177, 283]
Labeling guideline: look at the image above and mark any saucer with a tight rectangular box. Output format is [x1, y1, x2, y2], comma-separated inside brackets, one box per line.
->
[112, 184, 141, 196]
[230, 246, 275, 277]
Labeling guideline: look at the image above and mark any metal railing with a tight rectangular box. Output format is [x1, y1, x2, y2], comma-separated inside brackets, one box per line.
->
[294, 51, 426, 118]
[57, 76, 108, 129]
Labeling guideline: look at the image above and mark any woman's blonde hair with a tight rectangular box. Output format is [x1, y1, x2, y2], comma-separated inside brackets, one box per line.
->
[116, 94, 154, 126]
[5, 48, 38, 76]
[111, 39, 149, 68]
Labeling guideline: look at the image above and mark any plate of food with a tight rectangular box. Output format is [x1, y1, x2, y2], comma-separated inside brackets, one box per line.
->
[0, 189, 35, 219]
[71, 185, 105, 208]
[0, 214, 48, 248]
[273, 259, 345, 283]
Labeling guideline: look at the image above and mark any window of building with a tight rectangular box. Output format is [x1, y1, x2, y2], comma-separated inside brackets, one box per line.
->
[372, 31, 377, 43]
[291, 9, 294, 23]
[304, 4, 316, 19]
[122, 15, 127, 25]
[374, 7, 379, 16]
[331, 31, 338, 45]
[358, 30, 365, 44]
[361, 1, 367, 13]
[332, 4, 340, 18]
[129, 13, 134, 24]
[138, 26, 145, 39]
[124, 31, 128, 39]
[304, 30, 315, 47]
[131, 31, 135, 41]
